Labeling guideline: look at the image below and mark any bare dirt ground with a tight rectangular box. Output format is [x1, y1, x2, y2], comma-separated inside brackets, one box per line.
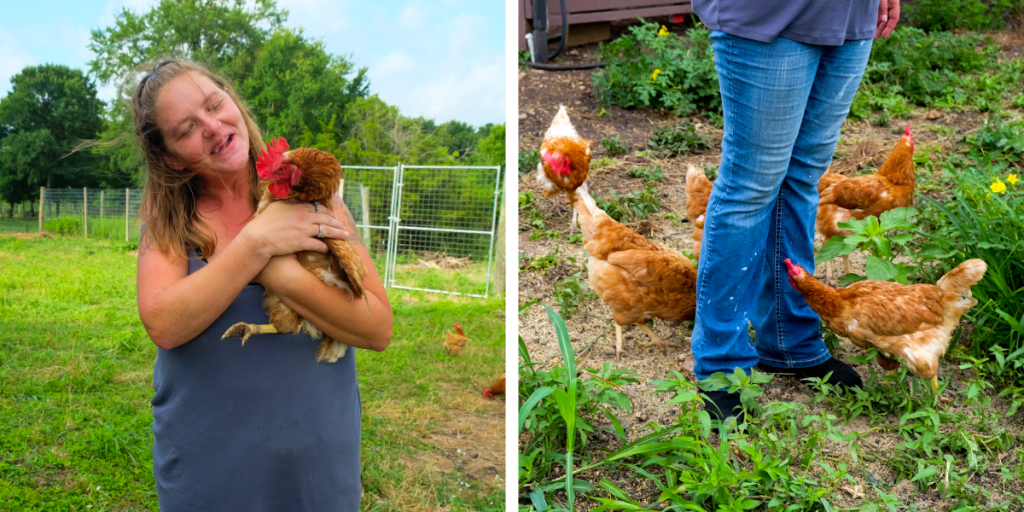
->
[518, 17, 1024, 510]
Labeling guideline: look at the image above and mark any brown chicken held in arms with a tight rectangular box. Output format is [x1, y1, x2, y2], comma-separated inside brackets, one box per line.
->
[537, 105, 592, 232]
[684, 165, 713, 263]
[785, 258, 986, 400]
[574, 188, 697, 361]
[443, 322, 469, 355]
[817, 125, 916, 277]
[222, 137, 369, 363]
[483, 373, 506, 399]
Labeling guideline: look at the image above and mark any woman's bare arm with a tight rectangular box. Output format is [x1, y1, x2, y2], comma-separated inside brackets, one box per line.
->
[137, 201, 347, 349]
[256, 196, 393, 351]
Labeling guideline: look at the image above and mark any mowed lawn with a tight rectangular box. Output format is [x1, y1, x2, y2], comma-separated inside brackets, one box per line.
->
[0, 236, 505, 511]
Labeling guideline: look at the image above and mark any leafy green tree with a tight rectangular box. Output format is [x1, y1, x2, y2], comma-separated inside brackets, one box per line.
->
[466, 123, 505, 167]
[241, 28, 368, 142]
[335, 95, 457, 166]
[0, 65, 105, 212]
[88, 0, 286, 85]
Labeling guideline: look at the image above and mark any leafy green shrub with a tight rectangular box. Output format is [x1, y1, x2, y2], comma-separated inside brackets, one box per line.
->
[966, 115, 1024, 162]
[601, 134, 627, 156]
[592, 20, 720, 117]
[626, 164, 664, 182]
[518, 148, 540, 176]
[647, 119, 713, 158]
[816, 207, 920, 285]
[904, 0, 1020, 31]
[853, 27, 999, 114]
[44, 217, 83, 236]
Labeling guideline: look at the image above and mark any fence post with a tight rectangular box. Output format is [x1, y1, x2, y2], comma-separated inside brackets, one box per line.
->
[494, 192, 506, 296]
[100, 190, 105, 219]
[83, 187, 88, 238]
[38, 187, 44, 234]
[125, 188, 130, 242]
[360, 184, 371, 243]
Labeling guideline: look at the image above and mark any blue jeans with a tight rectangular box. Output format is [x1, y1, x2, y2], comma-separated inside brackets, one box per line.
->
[691, 31, 873, 380]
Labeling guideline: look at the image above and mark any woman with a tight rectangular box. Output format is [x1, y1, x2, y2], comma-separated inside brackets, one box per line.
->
[688, 0, 900, 420]
[133, 60, 393, 510]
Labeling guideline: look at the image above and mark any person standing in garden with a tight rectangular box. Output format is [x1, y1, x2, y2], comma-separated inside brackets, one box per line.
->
[131, 59, 393, 511]
[688, 0, 901, 420]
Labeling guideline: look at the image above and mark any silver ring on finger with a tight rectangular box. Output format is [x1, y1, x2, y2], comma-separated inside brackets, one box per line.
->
[317, 224, 323, 238]
[313, 200, 319, 212]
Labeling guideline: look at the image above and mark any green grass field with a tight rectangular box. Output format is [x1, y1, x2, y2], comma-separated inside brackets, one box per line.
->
[0, 236, 505, 511]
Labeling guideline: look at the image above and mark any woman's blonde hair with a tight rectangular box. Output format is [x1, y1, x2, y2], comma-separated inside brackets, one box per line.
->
[132, 60, 264, 258]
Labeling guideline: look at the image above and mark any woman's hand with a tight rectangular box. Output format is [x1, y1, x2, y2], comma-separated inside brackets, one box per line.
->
[875, 0, 900, 40]
[240, 201, 349, 259]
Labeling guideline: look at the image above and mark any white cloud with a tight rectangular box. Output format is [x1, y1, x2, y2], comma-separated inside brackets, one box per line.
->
[371, 50, 415, 78]
[377, 58, 504, 126]
[397, 3, 429, 31]
[281, 0, 354, 36]
[0, 28, 38, 96]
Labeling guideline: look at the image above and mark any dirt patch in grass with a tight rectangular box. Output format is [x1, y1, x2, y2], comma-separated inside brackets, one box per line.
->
[415, 403, 507, 489]
[518, 18, 1024, 510]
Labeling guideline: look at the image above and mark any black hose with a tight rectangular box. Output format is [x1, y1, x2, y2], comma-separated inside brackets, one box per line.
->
[519, 61, 606, 70]
[547, 0, 568, 61]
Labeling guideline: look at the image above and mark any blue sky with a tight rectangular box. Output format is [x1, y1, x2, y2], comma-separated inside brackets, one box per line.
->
[0, 0, 504, 127]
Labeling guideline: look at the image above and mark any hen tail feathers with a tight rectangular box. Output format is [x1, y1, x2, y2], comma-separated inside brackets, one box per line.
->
[937, 259, 987, 297]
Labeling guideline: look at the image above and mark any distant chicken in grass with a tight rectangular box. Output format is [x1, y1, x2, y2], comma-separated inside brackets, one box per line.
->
[221, 137, 368, 363]
[443, 322, 469, 355]
[785, 258, 986, 401]
[483, 373, 506, 399]
[536, 105, 592, 232]
[574, 187, 697, 361]
[684, 165, 713, 263]
[817, 125, 916, 277]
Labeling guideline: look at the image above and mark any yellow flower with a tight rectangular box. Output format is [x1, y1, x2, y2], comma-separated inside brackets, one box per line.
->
[1008, 174, 1019, 185]
[990, 179, 1007, 194]
[658, 25, 670, 37]
[652, 69, 662, 81]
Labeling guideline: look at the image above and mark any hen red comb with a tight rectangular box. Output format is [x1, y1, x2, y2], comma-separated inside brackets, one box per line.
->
[256, 137, 290, 181]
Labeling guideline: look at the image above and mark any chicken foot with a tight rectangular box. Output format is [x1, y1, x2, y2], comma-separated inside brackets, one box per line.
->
[636, 323, 682, 348]
[930, 376, 953, 405]
[222, 322, 279, 346]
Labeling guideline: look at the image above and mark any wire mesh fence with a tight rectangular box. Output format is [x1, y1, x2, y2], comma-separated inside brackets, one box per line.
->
[4, 188, 145, 241]
[389, 165, 502, 298]
[341, 166, 398, 274]
[7, 164, 503, 297]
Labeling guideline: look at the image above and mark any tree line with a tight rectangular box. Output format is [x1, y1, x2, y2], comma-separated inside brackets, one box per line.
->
[0, 0, 504, 218]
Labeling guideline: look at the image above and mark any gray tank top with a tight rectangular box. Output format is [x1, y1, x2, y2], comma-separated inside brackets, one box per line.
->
[692, 0, 880, 46]
[151, 250, 362, 511]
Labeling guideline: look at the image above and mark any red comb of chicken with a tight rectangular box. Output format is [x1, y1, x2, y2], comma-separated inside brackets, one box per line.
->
[784, 258, 802, 290]
[542, 152, 570, 175]
[256, 137, 301, 198]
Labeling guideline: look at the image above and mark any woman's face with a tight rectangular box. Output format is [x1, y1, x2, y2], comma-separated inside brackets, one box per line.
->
[154, 73, 250, 179]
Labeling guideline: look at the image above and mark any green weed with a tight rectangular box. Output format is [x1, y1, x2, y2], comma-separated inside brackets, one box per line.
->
[626, 164, 664, 182]
[647, 119, 713, 158]
[601, 135, 627, 156]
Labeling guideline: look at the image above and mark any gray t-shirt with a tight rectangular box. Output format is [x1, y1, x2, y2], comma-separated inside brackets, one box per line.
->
[692, 0, 880, 46]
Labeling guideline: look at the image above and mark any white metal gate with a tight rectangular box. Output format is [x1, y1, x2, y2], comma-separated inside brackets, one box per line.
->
[385, 165, 502, 298]
[341, 164, 502, 298]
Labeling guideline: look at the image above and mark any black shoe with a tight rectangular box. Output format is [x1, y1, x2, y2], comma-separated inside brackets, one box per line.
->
[757, 357, 863, 389]
[703, 390, 745, 423]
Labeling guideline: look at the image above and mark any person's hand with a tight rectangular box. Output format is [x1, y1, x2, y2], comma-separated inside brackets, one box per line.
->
[240, 201, 349, 259]
[875, 0, 900, 40]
